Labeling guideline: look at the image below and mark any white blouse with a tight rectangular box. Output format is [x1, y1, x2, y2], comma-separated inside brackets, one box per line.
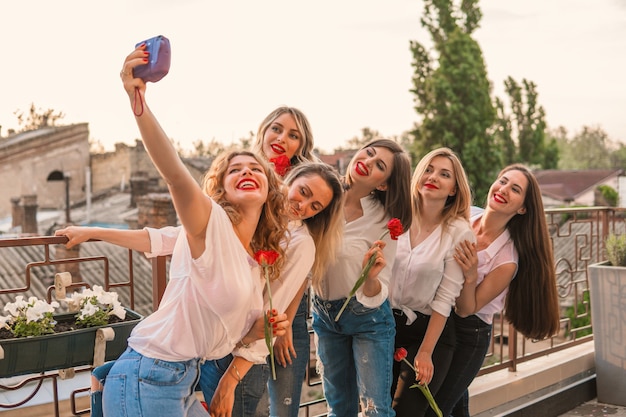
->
[233, 220, 315, 363]
[390, 217, 475, 324]
[128, 199, 264, 362]
[314, 196, 397, 308]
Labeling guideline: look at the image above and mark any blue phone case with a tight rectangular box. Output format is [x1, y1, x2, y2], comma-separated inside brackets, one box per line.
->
[133, 35, 171, 83]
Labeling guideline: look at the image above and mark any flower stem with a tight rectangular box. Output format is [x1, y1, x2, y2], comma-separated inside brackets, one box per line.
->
[264, 267, 277, 380]
[402, 358, 443, 417]
[334, 253, 376, 322]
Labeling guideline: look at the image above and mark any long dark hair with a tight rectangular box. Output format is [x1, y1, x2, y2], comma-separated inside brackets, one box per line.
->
[344, 138, 413, 231]
[500, 164, 560, 340]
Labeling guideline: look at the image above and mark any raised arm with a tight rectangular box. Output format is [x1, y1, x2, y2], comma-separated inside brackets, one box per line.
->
[120, 46, 211, 252]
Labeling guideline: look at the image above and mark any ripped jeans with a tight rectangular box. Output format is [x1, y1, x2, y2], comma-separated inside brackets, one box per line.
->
[312, 296, 396, 417]
[90, 361, 115, 417]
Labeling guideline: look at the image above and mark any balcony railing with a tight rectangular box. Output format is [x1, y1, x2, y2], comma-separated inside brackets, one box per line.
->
[0, 206, 624, 416]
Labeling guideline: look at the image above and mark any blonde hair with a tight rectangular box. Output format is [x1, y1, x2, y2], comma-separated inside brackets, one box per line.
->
[411, 147, 471, 231]
[252, 106, 320, 166]
[201, 150, 288, 280]
[284, 163, 344, 284]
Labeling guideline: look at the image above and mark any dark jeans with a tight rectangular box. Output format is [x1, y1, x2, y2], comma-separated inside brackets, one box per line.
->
[199, 353, 270, 417]
[392, 309, 456, 417]
[425, 312, 492, 417]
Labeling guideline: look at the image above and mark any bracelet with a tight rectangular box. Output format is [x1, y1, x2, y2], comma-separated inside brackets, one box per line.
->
[231, 363, 242, 383]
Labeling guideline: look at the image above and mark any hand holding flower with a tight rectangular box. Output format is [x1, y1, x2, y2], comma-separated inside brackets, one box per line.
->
[254, 250, 281, 380]
[393, 347, 442, 417]
[335, 218, 403, 321]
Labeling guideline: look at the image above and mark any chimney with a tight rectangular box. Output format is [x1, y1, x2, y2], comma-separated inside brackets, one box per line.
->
[11, 197, 23, 230]
[21, 194, 38, 234]
[137, 193, 177, 229]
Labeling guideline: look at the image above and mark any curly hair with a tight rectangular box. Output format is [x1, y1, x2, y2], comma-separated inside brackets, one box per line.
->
[201, 150, 288, 281]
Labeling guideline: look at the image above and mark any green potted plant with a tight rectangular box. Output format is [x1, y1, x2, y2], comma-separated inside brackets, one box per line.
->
[605, 233, 626, 266]
[588, 232, 626, 406]
[0, 287, 142, 378]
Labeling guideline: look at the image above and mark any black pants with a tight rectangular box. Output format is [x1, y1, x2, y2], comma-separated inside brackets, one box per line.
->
[392, 309, 456, 417]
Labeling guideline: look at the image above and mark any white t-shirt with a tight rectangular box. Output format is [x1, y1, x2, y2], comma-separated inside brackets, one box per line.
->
[127, 199, 264, 362]
[233, 220, 315, 363]
[390, 217, 475, 324]
[314, 196, 397, 308]
[470, 212, 519, 324]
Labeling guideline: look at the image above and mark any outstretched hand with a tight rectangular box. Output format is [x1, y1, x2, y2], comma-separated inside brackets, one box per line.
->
[55, 226, 92, 249]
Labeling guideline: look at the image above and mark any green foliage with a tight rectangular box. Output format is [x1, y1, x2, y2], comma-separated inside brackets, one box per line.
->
[494, 77, 556, 169]
[409, 0, 498, 204]
[556, 126, 613, 169]
[564, 291, 591, 338]
[605, 233, 626, 266]
[75, 296, 111, 327]
[1, 296, 59, 338]
[12, 311, 56, 337]
[597, 185, 618, 207]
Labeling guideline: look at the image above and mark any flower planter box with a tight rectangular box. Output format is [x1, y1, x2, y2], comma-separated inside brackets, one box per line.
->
[588, 261, 626, 407]
[0, 308, 142, 378]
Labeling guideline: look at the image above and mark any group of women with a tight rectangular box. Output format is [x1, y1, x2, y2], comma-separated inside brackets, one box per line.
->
[54, 43, 560, 417]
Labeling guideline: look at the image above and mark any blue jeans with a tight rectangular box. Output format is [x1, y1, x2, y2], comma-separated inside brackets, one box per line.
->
[199, 354, 269, 417]
[392, 309, 456, 417]
[90, 361, 116, 417]
[102, 348, 206, 417]
[425, 312, 492, 417]
[312, 295, 396, 417]
[257, 293, 310, 417]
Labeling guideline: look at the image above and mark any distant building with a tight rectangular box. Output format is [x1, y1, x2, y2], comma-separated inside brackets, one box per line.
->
[0, 124, 89, 218]
[1, 123, 213, 227]
[318, 149, 357, 176]
[534, 169, 623, 207]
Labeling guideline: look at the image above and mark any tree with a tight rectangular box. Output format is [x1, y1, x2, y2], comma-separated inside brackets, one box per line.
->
[557, 126, 612, 169]
[14, 103, 65, 132]
[409, 0, 499, 203]
[494, 77, 558, 168]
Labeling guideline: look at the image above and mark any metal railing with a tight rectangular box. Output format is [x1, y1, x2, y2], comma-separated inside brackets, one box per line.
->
[0, 206, 624, 416]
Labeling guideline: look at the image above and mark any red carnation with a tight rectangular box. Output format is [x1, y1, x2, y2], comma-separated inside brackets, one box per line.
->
[254, 250, 280, 267]
[387, 218, 403, 240]
[335, 218, 404, 322]
[393, 348, 442, 417]
[269, 155, 291, 177]
[254, 249, 280, 380]
[394, 347, 408, 362]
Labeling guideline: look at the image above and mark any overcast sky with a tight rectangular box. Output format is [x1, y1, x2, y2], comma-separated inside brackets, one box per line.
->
[1, 0, 624, 153]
